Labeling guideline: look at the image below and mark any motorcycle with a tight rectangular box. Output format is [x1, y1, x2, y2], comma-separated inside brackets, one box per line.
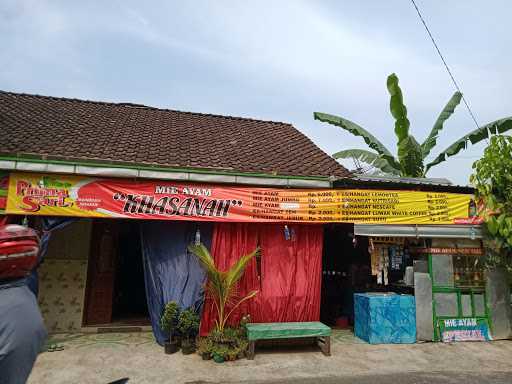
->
[0, 224, 39, 279]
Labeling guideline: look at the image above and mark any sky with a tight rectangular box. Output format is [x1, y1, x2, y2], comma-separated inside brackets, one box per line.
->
[1, 0, 510, 185]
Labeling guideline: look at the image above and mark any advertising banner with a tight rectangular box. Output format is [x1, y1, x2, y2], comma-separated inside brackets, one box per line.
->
[6, 172, 477, 224]
[439, 318, 491, 342]
[0, 172, 8, 214]
[413, 247, 483, 255]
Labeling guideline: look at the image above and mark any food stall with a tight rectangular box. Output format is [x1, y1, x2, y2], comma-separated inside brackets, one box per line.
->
[351, 223, 486, 343]
[415, 241, 490, 342]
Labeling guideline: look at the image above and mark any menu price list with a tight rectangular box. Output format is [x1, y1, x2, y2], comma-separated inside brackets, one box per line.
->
[248, 189, 464, 223]
[426, 193, 450, 222]
[249, 190, 411, 223]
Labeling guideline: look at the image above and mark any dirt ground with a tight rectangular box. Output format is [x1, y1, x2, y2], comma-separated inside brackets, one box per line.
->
[28, 330, 512, 384]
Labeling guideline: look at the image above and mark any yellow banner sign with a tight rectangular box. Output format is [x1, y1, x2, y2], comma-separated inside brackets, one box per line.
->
[6, 172, 477, 224]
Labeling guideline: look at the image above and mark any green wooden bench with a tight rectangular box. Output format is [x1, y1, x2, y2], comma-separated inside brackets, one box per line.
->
[245, 321, 332, 359]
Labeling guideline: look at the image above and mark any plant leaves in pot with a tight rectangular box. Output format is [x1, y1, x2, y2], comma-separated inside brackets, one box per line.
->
[213, 352, 225, 363]
[181, 338, 196, 355]
[160, 301, 181, 354]
[164, 340, 179, 354]
[177, 308, 200, 355]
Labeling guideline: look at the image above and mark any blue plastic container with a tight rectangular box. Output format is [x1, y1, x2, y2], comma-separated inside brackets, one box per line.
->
[354, 292, 416, 344]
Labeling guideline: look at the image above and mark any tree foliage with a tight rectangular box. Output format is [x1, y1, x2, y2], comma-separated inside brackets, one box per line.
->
[314, 73, 512, 177]
[470, 135, 512, 269]
[177, 307, 200, 339]
[160, 301, 180, 334]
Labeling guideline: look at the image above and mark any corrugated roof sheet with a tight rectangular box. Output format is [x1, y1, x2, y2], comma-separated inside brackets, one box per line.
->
[334, 174, 474, 193]
[354, 175, 454, 186]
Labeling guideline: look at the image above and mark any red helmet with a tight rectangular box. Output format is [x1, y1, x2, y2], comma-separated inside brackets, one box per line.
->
[0, 224, 40, 279]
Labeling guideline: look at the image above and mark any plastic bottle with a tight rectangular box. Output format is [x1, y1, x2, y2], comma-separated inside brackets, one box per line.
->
[468, 199, 477, 217]
[284, 225, 290, 240]
[195, 228, 201, 245]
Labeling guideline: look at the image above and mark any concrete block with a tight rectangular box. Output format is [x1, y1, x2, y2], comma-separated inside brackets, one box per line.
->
[414, 272, 434, 341]
[486, 268, 512, 340]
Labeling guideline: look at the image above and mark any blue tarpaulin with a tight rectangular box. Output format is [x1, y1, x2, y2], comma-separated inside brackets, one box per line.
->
[140, 221, 212, 345]
[354, 292, 416, 344]
[27, 217, 76, 296]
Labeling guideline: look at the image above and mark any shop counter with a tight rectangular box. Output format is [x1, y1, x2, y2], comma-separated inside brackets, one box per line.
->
[354, 292, 416, 344]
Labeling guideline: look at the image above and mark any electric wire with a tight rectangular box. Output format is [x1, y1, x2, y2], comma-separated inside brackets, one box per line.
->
[410, 0, 481, 131]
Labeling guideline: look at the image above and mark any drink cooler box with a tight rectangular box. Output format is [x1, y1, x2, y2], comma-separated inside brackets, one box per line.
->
[354, 292, 416, 344]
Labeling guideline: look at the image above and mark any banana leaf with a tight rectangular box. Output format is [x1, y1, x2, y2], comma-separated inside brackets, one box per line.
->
[314, 112, 394, 159]
[421, 91, 462, 158]
[386, 73, 410, 149]
[400, 135, 425, 177]
[425, 116, 512, 173]
[332, 149, 401, 175]
[387, 74, 420, 175]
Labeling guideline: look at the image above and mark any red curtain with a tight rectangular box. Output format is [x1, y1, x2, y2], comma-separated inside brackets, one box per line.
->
[199, 223, 323, 335]
[199, 223, 260, 335]
[258, 224, 323, 322]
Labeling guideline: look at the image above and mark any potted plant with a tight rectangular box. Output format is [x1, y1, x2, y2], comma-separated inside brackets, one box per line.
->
[226, 347, 238, 361]
[196, 337, 213, 360]
[188, 244, 258, 362]
[205, 324, 250, 362]
[188, 244, 259, 334]
[211, 344, 228, 363]
[178, 307, 200, 355]
[160, 301, 180, 354]
[237, 339, 249, 359]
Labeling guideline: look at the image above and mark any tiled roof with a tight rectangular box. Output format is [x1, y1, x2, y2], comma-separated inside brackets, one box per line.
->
[1, 91, 349, 179]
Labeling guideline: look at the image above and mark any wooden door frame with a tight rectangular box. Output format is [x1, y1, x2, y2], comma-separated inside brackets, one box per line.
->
[82, 219, 120, 326]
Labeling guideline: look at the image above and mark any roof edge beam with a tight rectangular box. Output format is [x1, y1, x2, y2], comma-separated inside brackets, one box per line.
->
[1, 160, 331, 188]
[354, 224, 482, 239]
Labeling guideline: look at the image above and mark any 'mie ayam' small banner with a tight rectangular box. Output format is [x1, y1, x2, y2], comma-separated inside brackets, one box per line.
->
[439, 318, 491, 342]
[6, 172, 479, 224]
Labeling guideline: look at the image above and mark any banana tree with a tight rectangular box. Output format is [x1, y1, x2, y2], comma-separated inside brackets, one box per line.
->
[188, 243, 259, 333]
[314, 73, 512, 177]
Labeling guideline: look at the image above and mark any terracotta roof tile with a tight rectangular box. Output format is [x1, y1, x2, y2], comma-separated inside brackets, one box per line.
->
[1, 91, 350, 178]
